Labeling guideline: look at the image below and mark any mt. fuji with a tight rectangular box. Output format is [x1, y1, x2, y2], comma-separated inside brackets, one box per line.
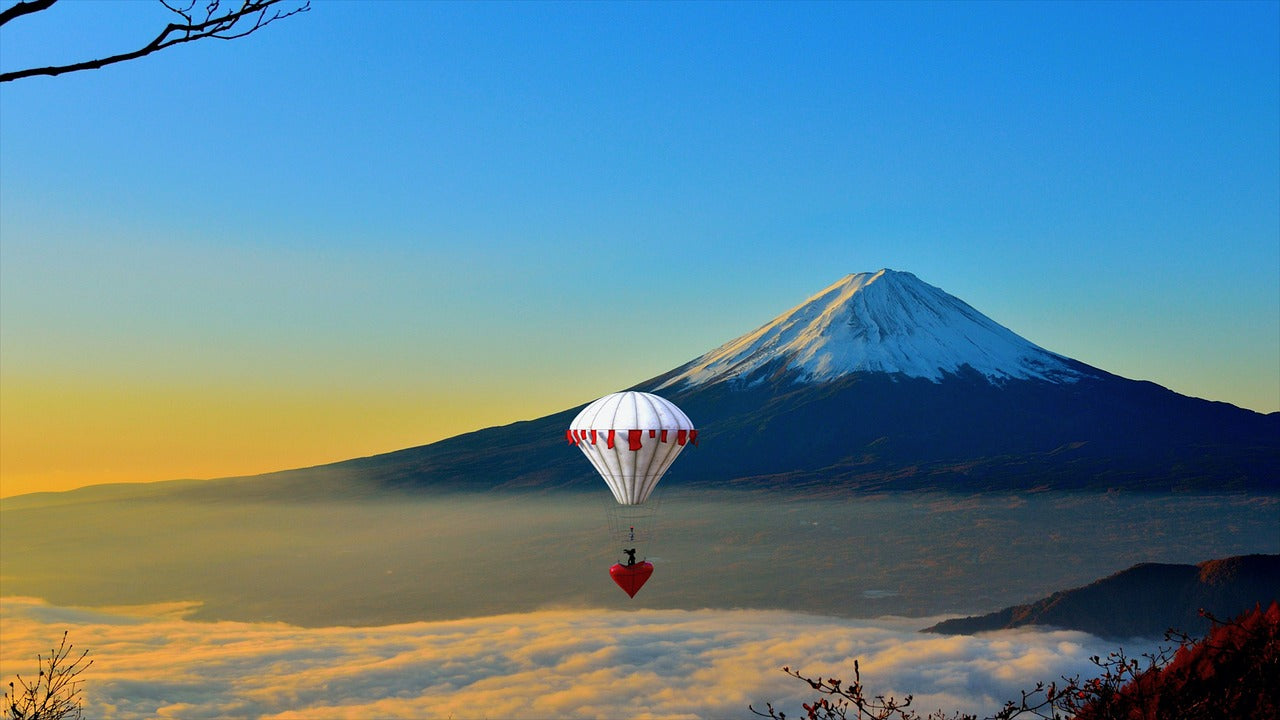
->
[658, 270, 1083, 389]
[184, 271, 1277, 498]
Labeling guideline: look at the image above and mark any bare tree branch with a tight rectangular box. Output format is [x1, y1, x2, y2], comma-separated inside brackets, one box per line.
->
[0, 0, 57, 28]
[0, 0, 308, 82]
[3, 630, 93, 720]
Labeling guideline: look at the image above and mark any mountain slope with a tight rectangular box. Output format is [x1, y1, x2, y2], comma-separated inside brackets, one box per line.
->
[172, 270, 1279, 499]
[923, 554, 1280, 638]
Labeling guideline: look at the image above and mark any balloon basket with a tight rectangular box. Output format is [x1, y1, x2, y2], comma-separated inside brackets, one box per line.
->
[609, 561, 654, 598]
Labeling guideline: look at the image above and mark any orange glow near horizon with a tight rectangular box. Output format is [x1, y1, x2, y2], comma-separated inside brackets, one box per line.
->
[0, 377, 592, 498]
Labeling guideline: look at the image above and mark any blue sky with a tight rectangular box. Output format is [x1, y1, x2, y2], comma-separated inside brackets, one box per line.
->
[1, 0, 1277, 494]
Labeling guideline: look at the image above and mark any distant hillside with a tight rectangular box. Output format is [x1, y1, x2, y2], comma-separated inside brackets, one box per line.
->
[924, 554, 1280, 639]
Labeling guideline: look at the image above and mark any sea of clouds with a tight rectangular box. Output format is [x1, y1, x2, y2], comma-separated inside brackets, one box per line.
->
[1, 596, 1161, 720]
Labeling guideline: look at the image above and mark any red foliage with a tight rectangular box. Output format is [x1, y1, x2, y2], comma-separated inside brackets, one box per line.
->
[1076, 602, 1280, 719]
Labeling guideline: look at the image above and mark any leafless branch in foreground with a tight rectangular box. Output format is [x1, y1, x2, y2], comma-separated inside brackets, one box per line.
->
[0, 0, 309, 82]
[3, 630, 93, 720]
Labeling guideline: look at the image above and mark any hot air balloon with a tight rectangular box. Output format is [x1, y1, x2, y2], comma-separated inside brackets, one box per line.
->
[566, 391, 697, 598]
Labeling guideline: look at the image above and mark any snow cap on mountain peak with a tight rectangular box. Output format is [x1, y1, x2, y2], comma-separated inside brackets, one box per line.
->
[657, 269, 1083, 390]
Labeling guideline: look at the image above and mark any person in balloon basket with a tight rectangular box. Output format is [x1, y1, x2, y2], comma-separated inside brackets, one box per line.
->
[623, 548, 638, 566]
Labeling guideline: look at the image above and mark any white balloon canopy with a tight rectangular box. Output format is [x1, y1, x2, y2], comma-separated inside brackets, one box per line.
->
[567, 391, 696, 505]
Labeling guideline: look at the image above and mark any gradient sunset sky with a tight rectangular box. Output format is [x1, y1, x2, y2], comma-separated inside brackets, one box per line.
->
[1, 0, 1277, 497]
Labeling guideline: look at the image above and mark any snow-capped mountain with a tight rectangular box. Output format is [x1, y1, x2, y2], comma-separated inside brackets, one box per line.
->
[178, 270, 1278, 497]
[658, 270, 1083, 389]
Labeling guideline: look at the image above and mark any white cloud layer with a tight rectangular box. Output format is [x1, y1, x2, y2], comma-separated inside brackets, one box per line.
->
[1, 597, 1153, 720]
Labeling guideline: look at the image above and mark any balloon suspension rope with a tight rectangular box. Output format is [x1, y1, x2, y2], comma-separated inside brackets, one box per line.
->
[621, 526, 645, 566]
